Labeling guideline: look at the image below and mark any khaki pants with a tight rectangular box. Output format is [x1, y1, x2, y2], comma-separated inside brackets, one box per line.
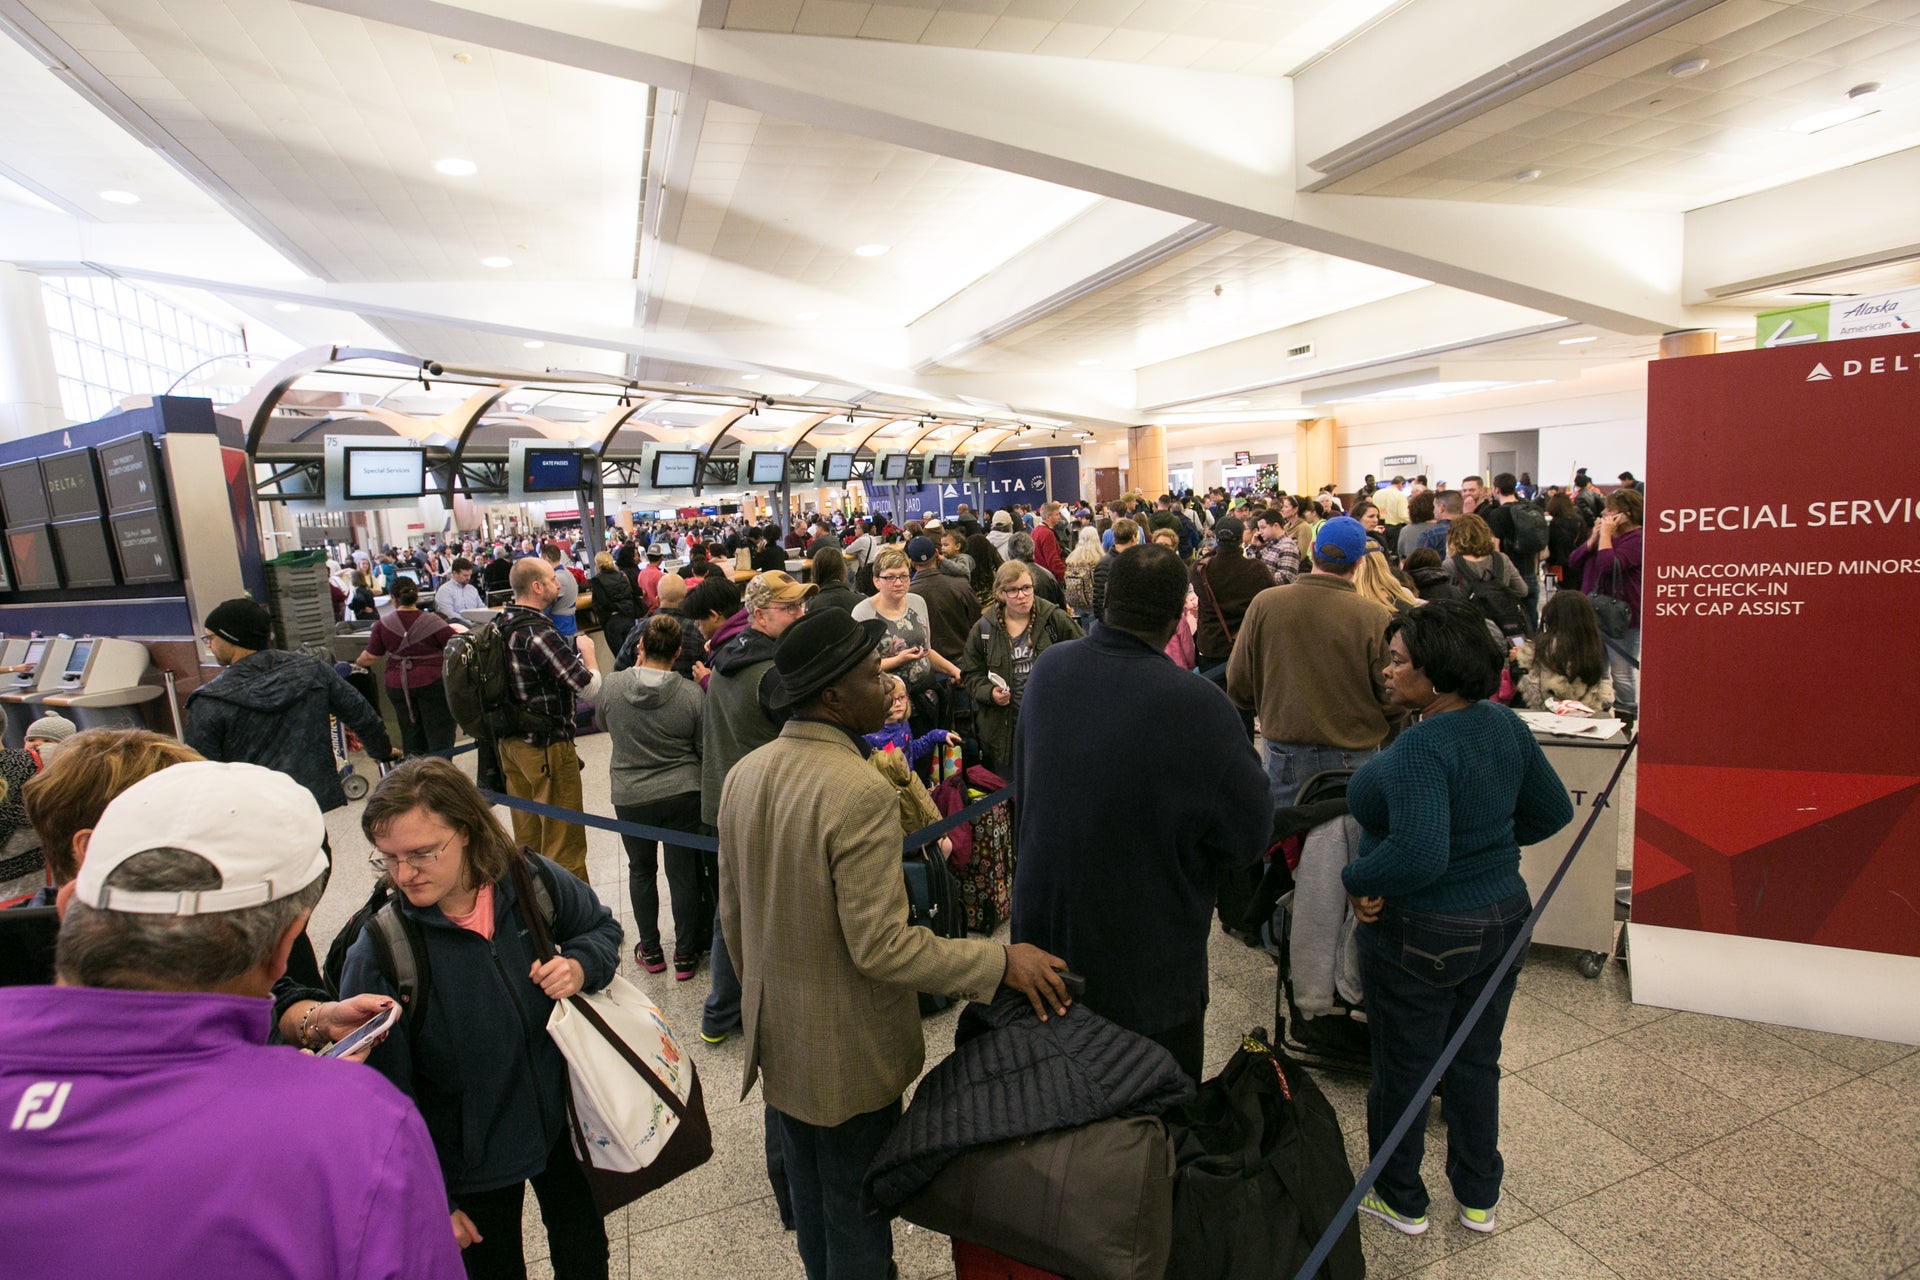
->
[495, 736, 590, 883]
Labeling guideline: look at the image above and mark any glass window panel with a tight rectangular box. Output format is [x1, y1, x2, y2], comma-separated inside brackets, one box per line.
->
[97, 310, 121, 352]
[80, 344, 106, 384]
[139, 293, 159, 329]
[107, 352, 130, 391]
[40, 288, 71, 335]
[71, 303, 98, 344]
[164, 338, 184, 372]
[114, 280, 139, 314]
[51, 334, 80, 373]
[85, 386, 113, 421]
[59, 380, 87, 422]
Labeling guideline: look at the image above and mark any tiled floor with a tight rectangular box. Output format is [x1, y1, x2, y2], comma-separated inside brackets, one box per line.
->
[316, 730, 1920, 1280]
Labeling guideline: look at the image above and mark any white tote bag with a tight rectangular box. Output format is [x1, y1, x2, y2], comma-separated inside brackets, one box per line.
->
[546, 974, 696, 1173]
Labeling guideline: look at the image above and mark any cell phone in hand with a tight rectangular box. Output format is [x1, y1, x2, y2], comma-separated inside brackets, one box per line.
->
[319, 1003, 401, 1058]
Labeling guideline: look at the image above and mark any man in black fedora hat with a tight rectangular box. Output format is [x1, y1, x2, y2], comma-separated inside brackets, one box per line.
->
[719, 609, 1071, 1280]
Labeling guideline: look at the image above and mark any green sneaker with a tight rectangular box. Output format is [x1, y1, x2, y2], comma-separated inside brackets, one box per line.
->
[1459, 1204, 1497, 1233]
[697, 1029, 729, 1045]
[1359, 1191, 1429, 1235]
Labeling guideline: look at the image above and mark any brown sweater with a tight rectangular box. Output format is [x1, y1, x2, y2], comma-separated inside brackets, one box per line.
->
[1225, 572, 1402, 750]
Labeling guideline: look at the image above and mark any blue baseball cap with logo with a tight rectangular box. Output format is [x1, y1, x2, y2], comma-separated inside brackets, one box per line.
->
[1313, 516, 1371, 566]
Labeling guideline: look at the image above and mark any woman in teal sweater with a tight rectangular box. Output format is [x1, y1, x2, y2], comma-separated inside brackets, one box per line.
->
[1342, 601, 1573, 1238]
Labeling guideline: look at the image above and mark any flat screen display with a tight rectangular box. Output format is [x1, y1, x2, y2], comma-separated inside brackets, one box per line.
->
[97, 432, 164, 513]
[52, 517, 117, 588]
[967, 455, 990, 478]
[342, 447, 426, 500]
[926, 454, 955, 480]
[64, 639, 93, 675]
[42, 448, 104, 521]
[21, 638, 46, 668]
[110, 507, 180, 585]
[650, 451, 701, 488]
[0, 459, 48, 526]
[877, 453, 908, 482]
[746, 451, 787, 485]
[525, 448, 589, 493]
[820, 452, 854, 483]
[6, 525, 59, 591]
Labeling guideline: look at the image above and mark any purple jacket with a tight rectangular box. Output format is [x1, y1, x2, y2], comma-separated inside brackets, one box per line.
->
[862, 720, 951, 766]
[0, 985, 464, 1280]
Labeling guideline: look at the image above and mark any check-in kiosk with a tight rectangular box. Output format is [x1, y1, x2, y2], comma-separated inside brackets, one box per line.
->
[0, 638, 30, 672]
[35, 636, 161, 735]
[2, 636, 76, 747]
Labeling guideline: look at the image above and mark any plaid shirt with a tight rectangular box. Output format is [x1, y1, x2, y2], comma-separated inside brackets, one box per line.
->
[1253, 535, 1301, 585]
[501, 605, 592, 743]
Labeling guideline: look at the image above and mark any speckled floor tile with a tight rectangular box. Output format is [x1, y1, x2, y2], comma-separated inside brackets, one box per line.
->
[1616, 1011, 1860, 1115]
[1548, 1168, 1837, 1280]
[1498, 990, 1610, 1071]
[1402, 1218, 1623, 1279]
[628, 1197, 807, 1279]
[1492, 1077, 1654, 1212]
[1761, 1026, 1917, 1076]
[1776, 1077, 1920, 1194]
[1519, 948, 1675, 1035]
[1519, 1038, 1762, 1161]
[1669, 1121, 1920, 1280]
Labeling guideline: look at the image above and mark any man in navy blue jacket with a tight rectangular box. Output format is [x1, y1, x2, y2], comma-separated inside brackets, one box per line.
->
[1010, 544, 1271, 1081]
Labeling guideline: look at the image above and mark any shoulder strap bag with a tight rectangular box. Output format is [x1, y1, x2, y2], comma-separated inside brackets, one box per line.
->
[1196, 560, 1237, 647]
[509, 854, 713, 1213]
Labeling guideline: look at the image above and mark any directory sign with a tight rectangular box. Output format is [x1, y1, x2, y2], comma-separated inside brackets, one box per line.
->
[97, 432, 164, 513]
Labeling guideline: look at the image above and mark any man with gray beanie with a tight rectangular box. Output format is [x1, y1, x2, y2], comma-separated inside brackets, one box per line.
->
[1010, 545, 1269, 1081]
[0, 761, 462, 1278]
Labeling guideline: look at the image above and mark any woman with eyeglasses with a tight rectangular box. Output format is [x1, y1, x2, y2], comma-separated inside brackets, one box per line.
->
[338, 758, 624, 1279]
[960, 560, 1082, 772]
[851, 545, 958, 735]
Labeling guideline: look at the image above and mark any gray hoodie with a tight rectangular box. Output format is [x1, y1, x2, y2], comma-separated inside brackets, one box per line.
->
[596, 666, 704, 807]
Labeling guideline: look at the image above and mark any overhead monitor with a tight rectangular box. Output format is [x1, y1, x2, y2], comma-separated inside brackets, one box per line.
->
[877, 452, 908, 482]
[745, 450, 788, 485]
[97, 432, 165, 513]
[341, 447, 426, 500]
[110, 508, 180, 585]
[966, 455, 991, 479]
[819, 451, 855, 483]
[649, 449, 702, 488]
[925, 453, 956, 481]
[42, 449, 106, 521]
[52, 517, 117, 588]
[524, 448, 592, 493]
[0, 459, 48, 527]
[5, 525, 59, 591]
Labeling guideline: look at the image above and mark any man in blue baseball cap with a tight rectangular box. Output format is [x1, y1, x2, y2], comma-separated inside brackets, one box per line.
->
[1226, 516, 1404, 807]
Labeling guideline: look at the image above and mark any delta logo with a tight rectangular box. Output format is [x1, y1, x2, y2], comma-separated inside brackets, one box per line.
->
[1805, 353, 1920, 382]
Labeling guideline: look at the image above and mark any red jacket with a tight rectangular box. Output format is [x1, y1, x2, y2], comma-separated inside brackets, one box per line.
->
[1031, 523, 1067, 580]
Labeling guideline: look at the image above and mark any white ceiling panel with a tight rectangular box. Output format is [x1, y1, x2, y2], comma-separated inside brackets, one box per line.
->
[655, 102, 1103, 331]
[380, 319, 631, 378]
[941, 230, 1427, 372]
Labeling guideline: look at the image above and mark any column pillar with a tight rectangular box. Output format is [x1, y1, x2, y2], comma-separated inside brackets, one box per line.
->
[1128, 424, 1167, 497]
[1659, 329, 1718, 359]
[0, 263, 65, 441]
[1296, 417, 1339, 494]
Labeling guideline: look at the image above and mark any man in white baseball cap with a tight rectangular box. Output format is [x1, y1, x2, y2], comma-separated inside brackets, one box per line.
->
[0, 761, 464, 1278]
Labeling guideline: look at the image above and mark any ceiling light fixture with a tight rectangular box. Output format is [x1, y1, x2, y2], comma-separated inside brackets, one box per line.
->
[434, 158, 478, 177]
[1559, 335, 1598, 344]
[274, 303, 301, 313]
[99, 190, 139, 204]
[481, 256, 513, 268]
[1790, 104, 1878, 134]
[853, 244, 889, 257]
[740, 374, 760, 381]
[1512, 168, 1543, 183]
[1666, 57, 1710, 78]
[1077, 358, 1101, 367]
[795, 311, 821, 321]
[523, 340, 544, 349]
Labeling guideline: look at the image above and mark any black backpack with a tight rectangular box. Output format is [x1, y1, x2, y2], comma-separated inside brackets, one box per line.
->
[1507, 502, 1550, 556]
[903, 843, 966, 1016]
[1456, 557, 1530, 640]
[321, 851, 559, 1033]
[443, 609, 567, 742]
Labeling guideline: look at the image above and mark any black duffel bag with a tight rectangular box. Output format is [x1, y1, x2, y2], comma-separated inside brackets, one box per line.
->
[1165, 1028, 1364, 1280]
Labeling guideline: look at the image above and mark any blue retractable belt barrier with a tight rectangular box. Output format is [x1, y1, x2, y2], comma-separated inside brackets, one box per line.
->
[415, 737, 1014, 855]
[1290, 733, 1639, 1280]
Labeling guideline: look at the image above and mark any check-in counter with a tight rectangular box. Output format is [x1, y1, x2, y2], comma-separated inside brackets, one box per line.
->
[2, 636, 76, 747]
[34, 637, 162, 734]
[1516, 713, 1633, 978]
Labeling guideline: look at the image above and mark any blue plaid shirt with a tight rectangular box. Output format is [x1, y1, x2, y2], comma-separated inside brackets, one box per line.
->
[501, 605, 593, 743]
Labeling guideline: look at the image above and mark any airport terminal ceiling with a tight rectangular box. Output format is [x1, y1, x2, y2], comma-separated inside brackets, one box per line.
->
[0, 0, 1917, 450]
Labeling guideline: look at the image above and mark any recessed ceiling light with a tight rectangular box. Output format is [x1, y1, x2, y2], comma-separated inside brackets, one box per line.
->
[453, 52, 473, 64]
[1512, 168, 1543, 183]
[853, 244, 889, 257]
[1077, 358, 1101, 367]
[522, 340, 544, 349]
[1791, 104, 1878, 134]
[99, 190, 139, 204]
[481, 256, 513, 268]
[434, 158, 478, 177]
[274, 303, 301, 313]
[795, 311, 821, 321]
[739, 374, 760, 381]
[1666, 57, 1710, 78]
[1559, 335, 1598, 345]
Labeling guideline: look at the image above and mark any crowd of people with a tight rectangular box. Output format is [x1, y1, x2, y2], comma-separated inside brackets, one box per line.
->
[1, 467, 1638, 1277]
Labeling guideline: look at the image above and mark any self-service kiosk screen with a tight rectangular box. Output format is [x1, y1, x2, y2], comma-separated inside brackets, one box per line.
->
[64, 640, 92, 675]
[21, 638, 46, 668]
[52, 518, 117, 588]
[41, 449, 104, 521]
[0, 459, 48, 527]
[6, 525, 60, 591]
[97, 433, 164, 513]
[110, 508, 180, 586]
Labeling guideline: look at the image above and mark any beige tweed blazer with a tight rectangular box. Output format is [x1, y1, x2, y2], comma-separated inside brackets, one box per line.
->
[718, 718, 1006, 1127]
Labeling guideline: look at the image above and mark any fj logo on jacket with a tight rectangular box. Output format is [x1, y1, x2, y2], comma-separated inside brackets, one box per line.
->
[10, 1082, 72, 1130]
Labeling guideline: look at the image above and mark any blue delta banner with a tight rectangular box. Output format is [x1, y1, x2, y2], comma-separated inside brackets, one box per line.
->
[868, 446, 1079, 518]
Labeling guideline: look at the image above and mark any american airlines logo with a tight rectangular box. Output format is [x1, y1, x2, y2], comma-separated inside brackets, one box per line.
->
[10, 1081, 72, 1130]
[1806, 354, 1919, 382]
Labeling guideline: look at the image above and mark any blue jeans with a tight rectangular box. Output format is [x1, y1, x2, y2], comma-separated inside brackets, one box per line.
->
[1264, 741, 1377, 809]
[703, 905, 741, 1037]
[1358, 889, 1532, 1218]
[1605, 627, 1640, 716]
[770, 1099, 902, 1280]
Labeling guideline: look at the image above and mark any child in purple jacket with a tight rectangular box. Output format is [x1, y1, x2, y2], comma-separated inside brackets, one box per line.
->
[862, 674, 959, 765]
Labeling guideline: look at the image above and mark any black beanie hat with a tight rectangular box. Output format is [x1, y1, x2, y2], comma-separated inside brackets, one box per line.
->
[204, 597, 273, 651]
